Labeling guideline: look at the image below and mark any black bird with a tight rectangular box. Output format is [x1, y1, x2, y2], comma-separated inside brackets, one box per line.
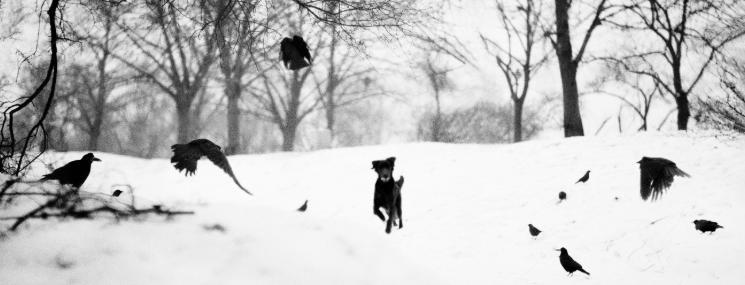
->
[297, 200, 308, 212]
[557, 247, 590, 276]
[280, 35, 312, 70]
[693, 219, 723, 234]
[171, 139, 252, 195]
[558, 191, 567, 201]
[638, 157, 690, 201]
[528, 224, 541, 237]
[575, 170, 590, 183]
[112, 189, 123, 197]
[41, 153, 101, 188]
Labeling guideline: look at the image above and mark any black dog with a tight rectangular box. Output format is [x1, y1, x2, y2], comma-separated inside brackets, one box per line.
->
[372, 157, 404, 234]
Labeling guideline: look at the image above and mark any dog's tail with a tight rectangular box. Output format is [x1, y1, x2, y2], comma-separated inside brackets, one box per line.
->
[396, 176, 404, 189]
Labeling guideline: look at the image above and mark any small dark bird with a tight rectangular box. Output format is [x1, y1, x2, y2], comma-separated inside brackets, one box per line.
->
[280, 35, 312, 70]
[557, 247, 590, 276]
[112, 189, 123, 197]
[528, 224, 542, 237]
[171, 139, 252, 195]
[41, 153, 101, 188]
[297, 200, 308, 212]
[638, 157, 690, 201]
[558, 191, 567, 201]
[575, 170, 590, 183]
[693, 219, 723, 233]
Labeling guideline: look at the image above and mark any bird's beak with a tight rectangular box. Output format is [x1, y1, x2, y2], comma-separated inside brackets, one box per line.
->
[93, 158, 102, 162]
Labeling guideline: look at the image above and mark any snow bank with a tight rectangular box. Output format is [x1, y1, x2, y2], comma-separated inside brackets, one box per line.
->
[1, 131, 744, 284]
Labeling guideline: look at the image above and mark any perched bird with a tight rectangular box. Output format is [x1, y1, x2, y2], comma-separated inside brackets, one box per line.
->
[558, 191, 567, 201]
[693, 219, 723, 234]
[297, 200, 308, 212]
[279, 35, 312, 70]
[112, 189, 123, 197]
[638, 157, 690, 201]
[557, 247, 590, 276]
[171, 139, 252, 195]
[528, 224, 542, 237]
[575, 170, 590, 184]
[41, 153, 101, 188]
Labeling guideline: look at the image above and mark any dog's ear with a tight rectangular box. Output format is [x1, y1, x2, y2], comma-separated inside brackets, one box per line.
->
[386, 157, 396, 167]
[371, 160, 381, 170]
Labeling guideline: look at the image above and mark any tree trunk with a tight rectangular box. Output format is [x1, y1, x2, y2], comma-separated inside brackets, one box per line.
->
[554, 0, 585, 137]
[281, 123, 297, 151]
[176, 100, 192, 143]
[675, 94, 690, 130]
[225, 81, 241, 154]
[513, 98, 524, 142]
[432, 89, 442, 142]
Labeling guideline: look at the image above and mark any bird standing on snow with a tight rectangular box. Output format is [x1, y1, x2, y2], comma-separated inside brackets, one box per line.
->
[41, 153, 101, 189]
[558, 191, 567, 202]
[280, 35, 312, 70]
[171, 139, 252, 195]
[297, 200, 308, 212]
[528, 224, 541, 237]
[693, 220, 723, 233]
[575, 170, 590, 183]
[638, 157, 689, 201]
[557, 247, 590, 276]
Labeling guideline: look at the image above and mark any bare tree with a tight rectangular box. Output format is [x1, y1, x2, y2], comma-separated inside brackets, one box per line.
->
[113, 0, 218, 143]
[417, 53, 455, 142]
[207, 0, 276, 154]
[548, 0, 618, 137]
[68, 1, 131, 150]
[0, 0, 61, 175]
[697, 55, 745, 132]
[481, 0, 551, 142]
[602, 0, 745, 130]
[594, 74, 662, 131]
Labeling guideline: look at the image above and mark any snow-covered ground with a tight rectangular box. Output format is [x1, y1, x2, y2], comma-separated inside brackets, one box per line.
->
[1, 131, 744, 284]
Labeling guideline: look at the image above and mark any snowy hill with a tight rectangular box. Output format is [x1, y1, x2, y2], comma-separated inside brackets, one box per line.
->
[1, 132, 744, 284]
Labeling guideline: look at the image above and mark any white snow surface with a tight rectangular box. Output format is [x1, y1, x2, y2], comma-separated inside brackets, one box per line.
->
[1, 132, 744, 284]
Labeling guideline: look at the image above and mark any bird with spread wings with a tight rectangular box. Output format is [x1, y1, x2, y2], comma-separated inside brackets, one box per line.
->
[638, 156, 689, 201]
[280, 35, 312, 70]
[171, 139, 252, 195]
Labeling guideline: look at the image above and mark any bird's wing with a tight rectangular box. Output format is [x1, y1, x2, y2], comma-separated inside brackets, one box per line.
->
[639, 165, 653, 201]
[280, 38, 293, 68]
[199, 140, 253, 195]
[294, 36, 312, 63]
[42, 160, 82, 181]
[171, 143, 204, 176]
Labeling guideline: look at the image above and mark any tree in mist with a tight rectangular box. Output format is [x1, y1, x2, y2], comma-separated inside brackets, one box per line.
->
[208, 0, 276, 154]
[113, 1, 217, 143]
[418, 53, 456, 142]
[603, 0, 745, 130]
[548, 0, 618, 137]
[592, 70, 666, 131]
[481, 0, 551, 142]
[67, 1, 131, 150]
[417, 101, 543, 143]
[697, 56, 745, 133]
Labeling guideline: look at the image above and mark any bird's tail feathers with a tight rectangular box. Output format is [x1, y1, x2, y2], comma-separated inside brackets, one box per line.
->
[671, 167, 690, 178]
[578, 268, 590, 275]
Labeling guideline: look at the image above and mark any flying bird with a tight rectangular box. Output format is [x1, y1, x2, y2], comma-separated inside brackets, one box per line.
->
[280, 35, 312, 70]
[41, 153, 101, 188]
[528, 224, 542, 237]
[171, 138, 252, 195]
[558, 191, 567, 201]
[693, 219, 723, 234]
[638, 157, 690, 201]
[557, 247, 590, 276]
[297, 200, 308, 212]
[575, 170, 590, 183]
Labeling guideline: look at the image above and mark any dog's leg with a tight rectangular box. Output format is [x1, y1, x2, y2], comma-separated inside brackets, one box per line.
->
[385, 216, 393, 234]
[373, 205, 385, 222]
[396, 196, 403, 229]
